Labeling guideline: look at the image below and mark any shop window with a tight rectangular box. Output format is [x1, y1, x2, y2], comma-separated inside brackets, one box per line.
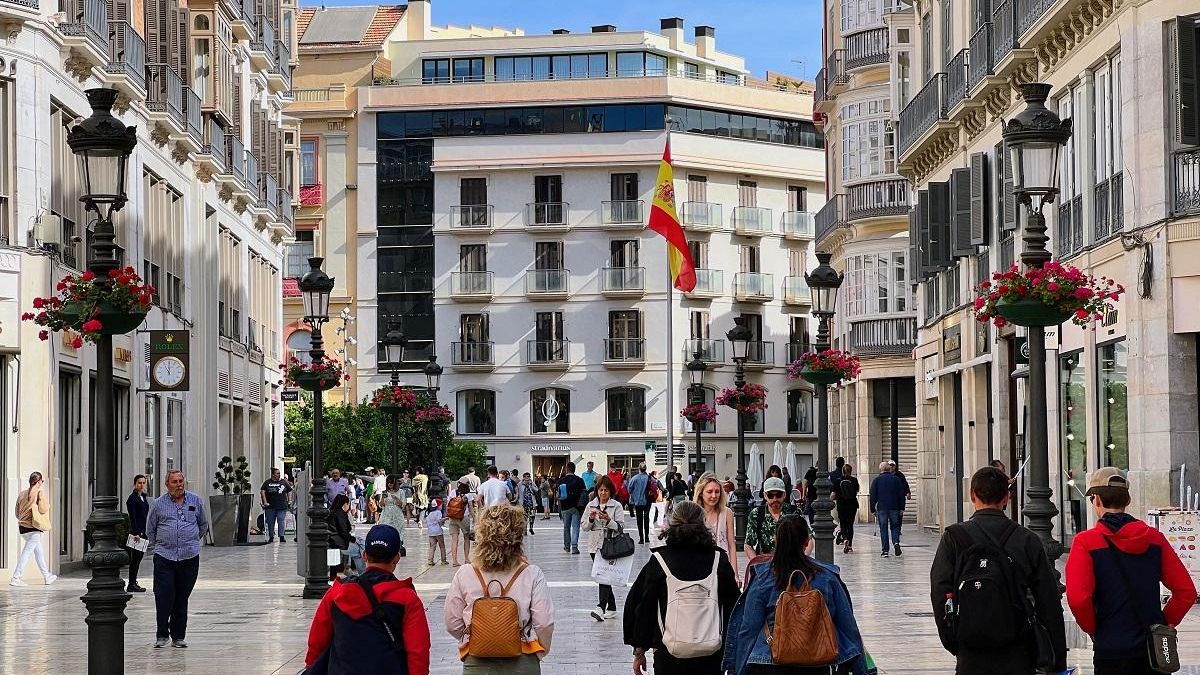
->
[1059, 351, 1087, 543]
[531, 388, 570, 434]
[457, 389, 496, 435]
[1096, 341, 1128, 469]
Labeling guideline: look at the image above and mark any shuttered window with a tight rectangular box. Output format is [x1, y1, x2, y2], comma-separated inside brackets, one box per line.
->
[997, 141, 1017, 231]
[928, 181, 952, 270]
[1177, 16, 1199, 147]
[969, 152, 990, 246]
[950, 167, 973, 256]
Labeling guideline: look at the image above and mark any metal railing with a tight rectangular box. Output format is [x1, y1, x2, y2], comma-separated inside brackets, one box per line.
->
[526, 340, 569, 365]
[849, 317, 917, 355]
[58, 0, 108, 54]
[526, 269, 569, 294]
[847, 179, 911, 221]
[450, 341, 494, 366]
[525, 202, 568, 226]
[999, 233, 1016, 272]
[106, 21, 146, 91]
[783, 276, 811, 304]
[184, 87, 203, 143]
[240, 0, 256, 31]
[600, 267, 645, 293]
[780, 211, 815, 238]
[226, 133, 245, 184]
[1094, 172, 1123, 241]
[690, 269, 723, 295]
[967, 23, 994, 92]
[279, 187, 294, 228]
[604, 338, 645, 363]
[844, 27, 889, 71]
[898, 73, 946, 155]
[1056, 194, 1085, 257]
[261, 172, 279, 217]
[683, 339, 725, 363]
[451, 271, 494, 296]
[252, 14, 277, 68]
[786, 342, 812, 364]
[450, 205, 493, 229]
[732, 206, 773, 234]
[1173, 149, 1200, 216]
[203, 118, 227, 170]
[601, 200, 643, 225]
[745, 341, 775, 366]
[814, 68, 827, 106]
[681, 201, 722, 228]
[815, 194, 847, 243]
[992, 0, 1017, 66]
[1016, 0, 1055, 37]
[146, 64, 184, 124]
[945, 49, 969, 111]
[734, 272, 774, 300]
[244, 149, 259, 196]
[825, 49, 848, 87]
[275, 39, 292, 89]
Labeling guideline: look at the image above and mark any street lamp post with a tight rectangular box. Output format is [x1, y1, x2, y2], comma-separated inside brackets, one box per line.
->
[381, 322, 407, 475]
[805, 251, 845, 564]
[686, 351, 708, 477]
[1004, 82, 1072, 570]
[298, 257, 334, 599]
[422, 355, 445, 497]
[726, 318, 753, 549]
[71, 87, 138, 675]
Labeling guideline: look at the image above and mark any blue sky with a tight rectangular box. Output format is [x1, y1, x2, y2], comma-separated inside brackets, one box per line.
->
[310, 0, 825, 82]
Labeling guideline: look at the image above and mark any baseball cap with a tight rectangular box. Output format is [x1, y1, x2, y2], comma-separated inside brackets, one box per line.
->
[1085, 467, 1128, 495]
[763, 477, 787, 494]
[364, 466, 375, 473]
[363, 524, 402, 560]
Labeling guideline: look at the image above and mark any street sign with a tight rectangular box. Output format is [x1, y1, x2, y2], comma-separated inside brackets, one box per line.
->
[281, 389, 300, 402]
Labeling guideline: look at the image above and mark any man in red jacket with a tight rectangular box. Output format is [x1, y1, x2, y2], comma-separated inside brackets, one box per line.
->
[305, 524, 431, 675]
[1065, 467, 1197, 675]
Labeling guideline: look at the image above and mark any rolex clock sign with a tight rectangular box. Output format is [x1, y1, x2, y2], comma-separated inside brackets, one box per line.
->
[149, 330, 190, 391]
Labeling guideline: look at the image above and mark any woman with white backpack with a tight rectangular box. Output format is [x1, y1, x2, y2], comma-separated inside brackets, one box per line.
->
[622, 501, 739, 675]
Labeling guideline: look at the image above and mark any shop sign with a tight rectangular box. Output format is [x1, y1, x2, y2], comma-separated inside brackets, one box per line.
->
[1015, 328, 1061, 366]
[280, 389, 300, 402]
[531, 443, 571, 455]
[942, 325, 961, 366]
[148, 330, 190, 392]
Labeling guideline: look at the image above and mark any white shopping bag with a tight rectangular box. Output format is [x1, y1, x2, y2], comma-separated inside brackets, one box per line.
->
[125, 535, 149, 552]
[590, 551, 634, 586]
[284, 511, 297, 534]
[326, 548, 343, 566]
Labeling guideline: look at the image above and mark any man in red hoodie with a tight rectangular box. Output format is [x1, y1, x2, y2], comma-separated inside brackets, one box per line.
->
[1065, 467, 1197, 675]
[305, 524, 431, 675]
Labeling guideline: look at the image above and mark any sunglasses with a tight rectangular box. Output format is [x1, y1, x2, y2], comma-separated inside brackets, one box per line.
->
[766, 491, 785, 499]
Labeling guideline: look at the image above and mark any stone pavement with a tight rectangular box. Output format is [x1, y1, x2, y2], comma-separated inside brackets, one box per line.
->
[2, 516, 1198, 675]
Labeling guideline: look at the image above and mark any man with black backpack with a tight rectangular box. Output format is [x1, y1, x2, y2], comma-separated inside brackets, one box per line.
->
[930, 466, 1066, 675]
[304, 524, 431, 675]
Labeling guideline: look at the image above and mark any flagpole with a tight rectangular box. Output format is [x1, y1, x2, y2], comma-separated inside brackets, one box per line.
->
[664, 125, 675, 476]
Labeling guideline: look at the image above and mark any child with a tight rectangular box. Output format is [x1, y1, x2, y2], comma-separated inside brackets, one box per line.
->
[425, 498, 448, 565]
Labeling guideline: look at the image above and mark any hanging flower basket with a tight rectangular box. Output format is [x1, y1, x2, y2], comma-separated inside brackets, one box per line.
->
[370, 386, 417, 410]
[715, 383, 768, 414]
[282, 355, 349, 392]
[22, 267, 154, 346]
[787, 349, 861, 385]
[680, 402, 718, 425]
[416, 404, 453, 425]
[973, 262, 1125, 328]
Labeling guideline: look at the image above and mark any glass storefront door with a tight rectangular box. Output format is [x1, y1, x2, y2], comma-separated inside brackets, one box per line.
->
[1097, 340, 1128, 470]
[1059, 351, 1087, 544]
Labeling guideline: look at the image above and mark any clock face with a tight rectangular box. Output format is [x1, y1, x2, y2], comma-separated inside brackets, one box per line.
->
[153, 356, 186, 388]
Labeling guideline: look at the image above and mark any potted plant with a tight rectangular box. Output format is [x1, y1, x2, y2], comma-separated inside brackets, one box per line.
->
[972, 262, 1125, 328]
[209, 455, 253, 547]
[416, 403, 454, 425]
[369, 385, 418, 409]
[22, 267, 154, 346]
[715, 383, 769, 415]
[680, 402, 718, 426]
[282, 355, 349, 392]
[787, 349, 862, 386]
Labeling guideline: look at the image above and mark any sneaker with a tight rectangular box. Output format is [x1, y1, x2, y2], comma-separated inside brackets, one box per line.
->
[563, 547, 570, 553]
[44, 574, 57, 586]
[266, 538, 275, 543]
[127, 583, 146, 593]
[603, 610, 618, 619]
[173, 639, 188, 648]
[571, 548, 580, 555]
[880, 551, 889, 558]
[154, 638, 169, 649]
[590, 608, 605, 621]
[9, 578, 26, 587]
[894, 543, 902, 557]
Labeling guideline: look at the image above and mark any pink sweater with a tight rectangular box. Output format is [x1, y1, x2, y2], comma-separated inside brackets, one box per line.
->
[444, 562, 555, 658]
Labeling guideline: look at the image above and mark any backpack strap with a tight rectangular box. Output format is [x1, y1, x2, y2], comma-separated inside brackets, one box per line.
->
[355, 576, 406, 652]
[501, 563, 529, 596]
[472, 565, 497, 599]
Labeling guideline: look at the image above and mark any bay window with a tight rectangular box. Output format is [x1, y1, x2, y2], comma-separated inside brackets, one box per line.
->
[840, 99, 895, 182]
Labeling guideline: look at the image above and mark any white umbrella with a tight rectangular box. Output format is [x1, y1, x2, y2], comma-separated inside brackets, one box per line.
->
[748, 443, 763, 497]
[785, 442, 799, 484]
[772, 440, 786, 473]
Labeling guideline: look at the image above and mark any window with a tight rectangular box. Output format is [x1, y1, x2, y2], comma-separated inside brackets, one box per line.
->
[921, 12, 932, 81]
[0, 80, 10, 243]
[1097, 341, 1128, 469]
[941, 0, 953, 70]
[534, 241, 563, 270]
[840, 99, 895, 181]
[685, 386, 716, 433]
[142, 173, 186, 312]
[788, 249, 807, 276]
[1059, 351, 1087, 541]
[787, 389, 814, 434]
[841, 0, 895, 32]
[532, 175, 564, 224]
[452, 57, 484, 83]
[687, 175, 708, 202]
[716, 71, 740, 85]
[842, 251, 911, 316]
[608, 310, 641, 338]
[788, 186, 808, 212]
[531, 388, 570, 433]
[459, 244, 486, 272]
[460, 177, 487, 205]
[688, 240, 709, 268]
[422, 58, 450, 84]
[287, 230, 315, 277]
[1093, 53, 1123, 239]
[789, 317, 811, 352]
[50, 103, 87, 269]
[740, 245, 761, 273]
[218, 228, 242, 340]
[616, 52, 666, 77]
[685, 62, 701, 79]
[457, 390, 496, 435]
[606, 387, 646, 432]
[496, 53, 607, 82]
[300, 139, 317, 186]
[738, 180, 758, 207]
[897, 52, 913, 108]
[611, 173, 639, 201]
[610, 239, 639, 267]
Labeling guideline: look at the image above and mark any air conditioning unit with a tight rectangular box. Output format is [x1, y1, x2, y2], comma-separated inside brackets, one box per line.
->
[35, 213, 63, 247]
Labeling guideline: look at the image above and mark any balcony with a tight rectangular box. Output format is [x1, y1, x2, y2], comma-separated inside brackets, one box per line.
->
[780, 211, 815, 240]
[846, 179, 911, 221]
[104, 20, 147, 98]
[1016, 0, 1056, 39]
[600, 267, 645, 296]
[225, 134, 247, 191]
[231, 0, 256, 40]
[524, 202, 569, 229]
[1173, 149, 1200, 217]
[0, 0, 40, 26]
[844, 27, 889, 71]
[783, 276, 811, 306]
[450, 341, 495, 369]
[244, 149, 260, 201]
[603, 338, 645, 367]
[450, 271, 494, 300]
[526, 339, 570, 369]
[992, 0, 1018, 68]
[786, 342, 813, 364]
[967, 23, 995, 95]
[268, 40, 292, 94]
[848, 317, 917, 356]
[1095, 172, 1123, 241]
[734, 272, 774, 302]
[250, 14, 277, 71]
[57, 0, 109, 66]
[146, 64, 185, 133]
[449, 205, 494, 231]
[744, 341, 775, 370]
[825, 49, 848, 95]
[815, 194, 847, 245]
[601, 200, 644, 227]
[945, 49, 969, 113]
[898, 73, 947, 157]
[182, 87, 203, 150]
[732, 206, 772, 236]
[1055, 194, 1085, 258]
[299, 183, 323, 208]
[680, 202, 722, 230]
[198, 117, 227, 174]
[260, 172, 279, 219]
[683, 338, 725, 364]
[685, 269, 723, 299]
[278, 188, 294, 230]
[814, 68, 827, 109]
[526, 269, 570, 298]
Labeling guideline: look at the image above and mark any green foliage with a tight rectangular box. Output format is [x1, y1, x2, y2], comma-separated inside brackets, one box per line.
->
[442, 440, 488, 480]
[212, 455, 252, 495]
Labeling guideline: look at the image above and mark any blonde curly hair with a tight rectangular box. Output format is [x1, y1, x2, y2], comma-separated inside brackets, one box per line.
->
[692, 472, 728, 512]
[472, 505, 527, 572]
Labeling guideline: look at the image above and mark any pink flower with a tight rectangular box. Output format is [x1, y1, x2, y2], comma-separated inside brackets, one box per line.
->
[1074, 288, 1093, 300]
[1075, 309, 1089, 320]
[38, 330, 49, 341]
[32, 297, 44, 309]
[1047, 282, 1059, 292]
[81, 319, 103, 333]
[71, 336, 83, 349]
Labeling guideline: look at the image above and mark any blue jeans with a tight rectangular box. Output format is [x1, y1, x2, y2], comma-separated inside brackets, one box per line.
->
[876, 509, 902, 552]
[264, 508, 287, 540]
[561, 507, 581, 550]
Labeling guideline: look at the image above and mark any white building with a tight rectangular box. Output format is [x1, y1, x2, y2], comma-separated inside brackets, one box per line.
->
[352, 4, 826, 479]
[0, 0, 294, 573]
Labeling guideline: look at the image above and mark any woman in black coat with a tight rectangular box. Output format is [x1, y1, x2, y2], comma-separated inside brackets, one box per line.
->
[834, 464, 860, 554]
[623, 501, 739, 675]
[326, 494, 353, 580]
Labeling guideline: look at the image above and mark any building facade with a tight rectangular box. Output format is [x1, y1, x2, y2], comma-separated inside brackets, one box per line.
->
[0, 0, 294, 573]
[901, 0, 1200, 539]
[350, 3, 826, 479]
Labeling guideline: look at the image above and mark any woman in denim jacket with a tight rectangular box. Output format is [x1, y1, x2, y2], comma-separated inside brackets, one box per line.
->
[722, 516, 869, 675]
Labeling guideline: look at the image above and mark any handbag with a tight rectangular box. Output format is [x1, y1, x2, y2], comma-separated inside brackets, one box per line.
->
[590, 551, 634, 586]
[1105, 539, 1180, 673]
[600, 521, 635, 560]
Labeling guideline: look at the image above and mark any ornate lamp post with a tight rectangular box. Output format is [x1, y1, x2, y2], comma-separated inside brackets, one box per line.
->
[71, 87, 137, 675]
[1004, 82, 1072, 569]
[298, 257, 334, 599]
[381, 322, 407, 475]
[805, 251, 845, 563]
[726, 317, 753, 548]
[686, 351, 708, 477]
[423, 355, 444, 493]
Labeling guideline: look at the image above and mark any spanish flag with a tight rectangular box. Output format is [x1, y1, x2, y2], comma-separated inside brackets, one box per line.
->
[648, 139, 697, 292]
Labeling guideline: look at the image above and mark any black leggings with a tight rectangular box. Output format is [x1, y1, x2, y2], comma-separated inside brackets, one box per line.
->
[836, 504, 857, 543]
[633, 505, 649, 541]
[589, 553, 616, 611]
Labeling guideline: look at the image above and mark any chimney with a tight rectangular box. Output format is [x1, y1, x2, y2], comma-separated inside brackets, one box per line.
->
[661, 17, 683, 50]
[695, 25, 715, 59]
[406, 0, 431, 41]
[591, 24, 617, 33]
[552, 28, 570, 34]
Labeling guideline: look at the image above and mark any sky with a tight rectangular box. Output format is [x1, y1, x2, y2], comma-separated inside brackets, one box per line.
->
[309, 0, 826, 83]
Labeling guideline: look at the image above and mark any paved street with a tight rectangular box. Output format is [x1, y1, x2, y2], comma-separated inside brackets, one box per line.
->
[2, 518, 1198, 675]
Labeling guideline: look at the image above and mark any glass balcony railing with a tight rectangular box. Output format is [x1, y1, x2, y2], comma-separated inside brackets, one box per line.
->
[688, 269, 723, 296]
[732, 206, 773, 235]
[734, 272, 774, 300]
[526, 269, 569, 295]
[683, 338, 725, 363]
[451, 271, 494, 296]
[783, 276, 812, 304]
[780, 211, 815, 239]
[680, 202, 722, 229]
[525, 202, 569, 227]
[601, 200, 644, 225]
[526, 339, 569, 366]
[600, 267, 645, 293]
[450, 204, 493, 229]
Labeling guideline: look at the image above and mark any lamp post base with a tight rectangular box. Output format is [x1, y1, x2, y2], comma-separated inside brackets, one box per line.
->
[81, 495, 131, 675]
[302, 479, 330, 599]
[812, 473, 836, 564]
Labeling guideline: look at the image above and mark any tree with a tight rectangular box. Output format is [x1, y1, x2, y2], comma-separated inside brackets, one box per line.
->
[442, 440, 488, 480]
